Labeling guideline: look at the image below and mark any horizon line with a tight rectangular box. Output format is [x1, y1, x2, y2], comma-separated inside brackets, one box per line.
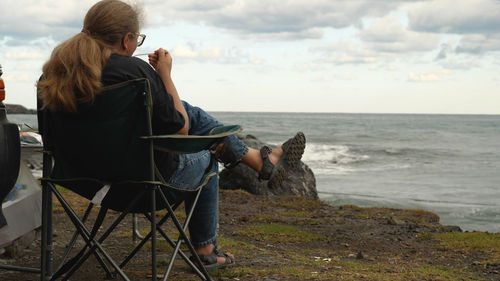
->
[4, 103, 500, 116]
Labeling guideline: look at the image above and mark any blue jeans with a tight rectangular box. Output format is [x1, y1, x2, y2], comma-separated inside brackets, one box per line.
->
[166, 101, 248, 248]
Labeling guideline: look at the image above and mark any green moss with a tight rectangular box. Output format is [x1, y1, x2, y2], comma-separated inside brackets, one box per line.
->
[213, 265, 340, 280]
[417, 232, 433, 241]
[219, 236, 253, 248]
[434, 232, 500, 263]
[250, 214, 277, 223]
[55, 185, 71, 193]
[233, 224, 325, 243]
[280, 210, 315, 218]
[295, 218, 330, 225]
[264, 196, 326, 211]
[407, 265, 482, 281]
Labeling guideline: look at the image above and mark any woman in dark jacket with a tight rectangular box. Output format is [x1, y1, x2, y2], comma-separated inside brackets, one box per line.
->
[37, 0, 305, 268]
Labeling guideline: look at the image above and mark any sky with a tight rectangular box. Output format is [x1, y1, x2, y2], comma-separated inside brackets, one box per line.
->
[0, 0, 499, 114]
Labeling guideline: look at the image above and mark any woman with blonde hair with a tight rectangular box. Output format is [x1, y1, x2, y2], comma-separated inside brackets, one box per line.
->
[38, 0, 305, 269]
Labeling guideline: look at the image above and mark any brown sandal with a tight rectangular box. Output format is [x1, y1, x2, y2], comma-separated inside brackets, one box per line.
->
[190, 248, 235, 270]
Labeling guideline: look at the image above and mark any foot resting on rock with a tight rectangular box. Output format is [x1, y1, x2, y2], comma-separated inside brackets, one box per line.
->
[258, 132, 306, 188]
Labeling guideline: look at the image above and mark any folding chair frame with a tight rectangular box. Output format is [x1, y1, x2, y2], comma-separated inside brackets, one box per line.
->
[38, 79, 215, 281]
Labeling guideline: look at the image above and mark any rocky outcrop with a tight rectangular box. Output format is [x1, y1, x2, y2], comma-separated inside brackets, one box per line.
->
[5, 104, 36, 114]
[219, 134, 317, 198]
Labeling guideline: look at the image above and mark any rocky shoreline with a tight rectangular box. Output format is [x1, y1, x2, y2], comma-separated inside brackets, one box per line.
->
[4, 104, 37, 114]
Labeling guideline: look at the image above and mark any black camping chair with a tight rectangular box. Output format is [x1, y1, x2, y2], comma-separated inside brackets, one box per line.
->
[38, 78, 241, 281]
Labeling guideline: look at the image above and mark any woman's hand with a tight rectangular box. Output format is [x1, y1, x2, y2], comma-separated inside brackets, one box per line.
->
[148, 48, 172, 77]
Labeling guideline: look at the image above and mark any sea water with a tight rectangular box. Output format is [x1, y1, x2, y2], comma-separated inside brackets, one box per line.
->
[8, 113, 500, 233]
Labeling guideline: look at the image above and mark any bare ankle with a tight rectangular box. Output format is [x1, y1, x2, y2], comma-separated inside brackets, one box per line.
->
[269, 147, 283, 165]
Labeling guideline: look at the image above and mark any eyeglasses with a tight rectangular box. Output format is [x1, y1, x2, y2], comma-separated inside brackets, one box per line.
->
[135, 33, 146, 47]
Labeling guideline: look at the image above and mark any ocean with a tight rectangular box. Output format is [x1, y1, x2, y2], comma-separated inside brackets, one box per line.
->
[7, 112, 500, 233]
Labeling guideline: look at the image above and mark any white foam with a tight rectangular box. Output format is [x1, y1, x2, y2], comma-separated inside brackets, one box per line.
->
[302, 143, 370, 175]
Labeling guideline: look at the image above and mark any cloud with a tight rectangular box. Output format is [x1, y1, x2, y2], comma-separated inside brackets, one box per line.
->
[251, 28, 324, 41]
[407, 69, 451, 82]
[360, 16, 440, 53]
[315, 15, 442, 66]
[438, 59, 480, 70]
[0, 0, 95, 42]
[147, 0, 412, 40]
[3, 51, 45, 60]
[171, 44, 263, 64]
[434, 43, 452, 61]
[455, 33, 500, 54]
[408, 0, 500, 34]
[318, 41, 379, 64]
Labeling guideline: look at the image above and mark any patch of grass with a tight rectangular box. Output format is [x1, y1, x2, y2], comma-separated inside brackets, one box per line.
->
[264, 196, 326, 211]
[218, 236, 257, 249]
[407, 265, 482, 281]
[250, 211, 326, 225]
[295, 218, 330, 225]
[55, 185, 71, 193]
[280, 210, 315, 218]
[407, 208, 439, 218]
[417, 232, 433, 241]
[212, 259, 479, 281]
[213, 265, 338, 281]
[233, 224, 325, 243]
[221, 189, 251, 196]
[250, 214, 277, 223]
[434, 232, 500, 263]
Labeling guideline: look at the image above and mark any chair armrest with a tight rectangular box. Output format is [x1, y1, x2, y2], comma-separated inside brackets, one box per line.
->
[142, 125, 242, 154]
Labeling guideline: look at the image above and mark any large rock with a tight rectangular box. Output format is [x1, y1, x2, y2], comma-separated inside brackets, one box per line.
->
[219, 134, 317, 198]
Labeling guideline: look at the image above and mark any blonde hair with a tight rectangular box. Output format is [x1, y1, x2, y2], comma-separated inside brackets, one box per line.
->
[37, 0, 142, 112]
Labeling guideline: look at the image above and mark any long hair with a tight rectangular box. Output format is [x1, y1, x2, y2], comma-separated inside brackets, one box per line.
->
[37, 0, 141, 112]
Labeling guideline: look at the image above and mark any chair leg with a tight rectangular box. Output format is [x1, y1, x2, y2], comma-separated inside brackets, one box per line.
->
[120, 203, 178, 269]
[151, 186, 157, 281]
[59, 188, 149, 280]
[41, 181, 53, 281]
[132, 214, 145, 242]
[50, 185, 130, 281]
[157, 188, 213, 281]
[57, 203, 94, 270]
[142, 212, 205, 280]
[61, 207, 116, 281]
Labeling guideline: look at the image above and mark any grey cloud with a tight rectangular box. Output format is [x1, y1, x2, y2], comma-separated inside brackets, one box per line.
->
[1, 0, 419, 43]
[439, 59, 480, 70]
[0, 0, 105, 43]
[434, 43, 450, 61]
[150, 0, 413, 40]
[360, 16, 440, 53]
[250, 28, 324, 41]
[408, 0, 500, 34]
[455, 34, 500, 54]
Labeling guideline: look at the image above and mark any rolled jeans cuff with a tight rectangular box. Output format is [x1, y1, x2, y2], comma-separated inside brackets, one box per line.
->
[191, 236, 218, 249]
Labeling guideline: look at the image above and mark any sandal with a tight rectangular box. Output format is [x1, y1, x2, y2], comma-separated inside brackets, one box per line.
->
[259, 132, 306, 188]
[190, 248, 235, 270]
